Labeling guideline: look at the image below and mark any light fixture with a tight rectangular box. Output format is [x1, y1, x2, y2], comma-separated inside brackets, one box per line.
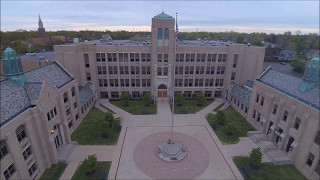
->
[51, 129, 55, 134]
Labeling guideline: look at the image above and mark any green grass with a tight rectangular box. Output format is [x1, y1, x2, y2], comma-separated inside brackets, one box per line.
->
[206, 106, 255, 144]
[233, 156, 307, 180]
[71, 108, 120, 145]
[213, 103, 224, 112]
[172, 99, 212, 114]
[39, 163, 67, 180]
[111, 100, 157, 115]
[71, 161, 111, 180]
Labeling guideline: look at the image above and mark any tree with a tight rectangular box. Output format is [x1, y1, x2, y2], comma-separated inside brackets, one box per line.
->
[216, 110, 225, 122]
[252, 39, 264, 47]
[142, 93, 152, 105]
[175, 93, 185, 106]
[105, 111, 114, 128]
[290, 57, 305, 74]
[196, 92, 206, 106]
[249, 148, 263, 166]
[83, 154, 97, 174]
[120, 93, 130, 105]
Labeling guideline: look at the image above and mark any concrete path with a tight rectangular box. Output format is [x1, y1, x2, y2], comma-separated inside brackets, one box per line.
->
[60, 98, 261, 180]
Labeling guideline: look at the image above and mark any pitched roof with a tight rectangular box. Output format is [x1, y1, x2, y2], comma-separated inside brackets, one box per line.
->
[79, 83, 94, 106]
[258, 69, 319, 110]
[230, 82, 252, 108]
[0, 80, 31, 127]
[24, 62, 73, 88]
[154, 11, 173, 19]
[25, 82, 43, 101]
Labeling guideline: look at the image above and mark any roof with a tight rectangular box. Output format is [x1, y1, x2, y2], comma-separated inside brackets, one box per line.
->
[154, 11, 173, 18]
[230, 82, 252, 108]
[0, 80, 31, 127]
[257, 68, 319, 110]
[24, 62, 73, 88]
[25, 82, 43, 101]
[79, 83, 94, 106]
[20, 51, 54, 61]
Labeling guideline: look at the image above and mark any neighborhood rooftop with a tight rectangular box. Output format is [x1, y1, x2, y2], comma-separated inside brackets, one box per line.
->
[257, 68, 320, 110]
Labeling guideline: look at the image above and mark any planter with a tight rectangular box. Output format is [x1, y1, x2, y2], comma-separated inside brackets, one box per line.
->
[218, 122, 225, 126]
[176, 104, 183, 107]
[197, 104, 203, 106]
[85, 170, 96, 177]
[101, 134, 109, 140]
[225, 131, 233, 136]
[123, 104, 129, 107]
[144, 104, 150, 107]
[249, 163, 261, 171]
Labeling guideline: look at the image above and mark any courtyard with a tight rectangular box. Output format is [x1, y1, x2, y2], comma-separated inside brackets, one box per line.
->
[54, 98, 305, 180]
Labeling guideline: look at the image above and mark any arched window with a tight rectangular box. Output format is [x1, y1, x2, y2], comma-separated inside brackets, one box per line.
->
[16, 125, 27, 143]
[164, 28, 169, 46]
[157, 28, 162, 46]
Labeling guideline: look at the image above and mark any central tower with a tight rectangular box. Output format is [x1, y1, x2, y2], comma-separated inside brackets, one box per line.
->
[151, 12, 175, 100]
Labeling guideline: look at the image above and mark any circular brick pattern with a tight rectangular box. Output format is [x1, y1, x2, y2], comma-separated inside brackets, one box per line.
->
[133, 132, 210, 179]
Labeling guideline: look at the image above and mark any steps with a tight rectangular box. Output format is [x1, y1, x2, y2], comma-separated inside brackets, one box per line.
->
[248, 132, 292, 166]
[57, 143, 77, 163]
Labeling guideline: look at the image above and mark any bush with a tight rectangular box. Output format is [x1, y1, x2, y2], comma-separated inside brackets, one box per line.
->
[175, 93, 185, 105]
[216, 110, 226, 122]
[249, 148, 263, 166]
[105, 112, 114, 128]
[83, 154, 97, 173]
[120, 93, 130, 105]
[196, 92, 206, 105]
[142, 93, 152, 105]
[290, 57, 305, 74]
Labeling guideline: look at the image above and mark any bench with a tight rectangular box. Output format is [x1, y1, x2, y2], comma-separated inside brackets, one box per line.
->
[210, 124, 216, 131]
[101, 172, 108, 180]
[239, 167, 250, 179]
[180, 110, 188, 114]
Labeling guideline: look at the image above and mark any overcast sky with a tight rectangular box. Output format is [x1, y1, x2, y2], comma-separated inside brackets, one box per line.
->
[1, 1, 319, 34]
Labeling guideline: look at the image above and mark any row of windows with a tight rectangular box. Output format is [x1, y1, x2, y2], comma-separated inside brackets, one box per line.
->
[230, 95, 248, 113]
[98, 79, 151, 87]
[175, 66, 225, 75]
[175, 53, 232, 62]
[175, 91, 222, 98]
[3, 164, 15, 180]
[175, 78, 224, 87]
[95, 53, 152, 63]
[306, 152, 320, 176]
[63, 87, 76, 103]
[47, 107, 57, 121]
[100, 91, 151, 99]
[81, 97, 94, 114]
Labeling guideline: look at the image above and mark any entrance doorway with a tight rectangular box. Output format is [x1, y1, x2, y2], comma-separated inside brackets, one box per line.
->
[54, 134, 61, 148]
[286, 137, 294, 152]
[158, 84, 167, 98]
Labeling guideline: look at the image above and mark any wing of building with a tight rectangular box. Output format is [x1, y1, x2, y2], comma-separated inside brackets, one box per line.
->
[0, 47, 96, 179]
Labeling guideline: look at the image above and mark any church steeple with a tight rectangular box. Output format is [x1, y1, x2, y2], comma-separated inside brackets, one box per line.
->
[1, 46, 26, 87]
[298, 56, 320, 92]
[38, 14, 44, 29]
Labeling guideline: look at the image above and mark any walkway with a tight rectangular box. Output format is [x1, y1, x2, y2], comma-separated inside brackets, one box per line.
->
[59, 98, 262, 180]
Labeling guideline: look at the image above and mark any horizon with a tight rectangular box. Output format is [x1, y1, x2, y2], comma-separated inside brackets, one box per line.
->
[1, 1, 319, 35]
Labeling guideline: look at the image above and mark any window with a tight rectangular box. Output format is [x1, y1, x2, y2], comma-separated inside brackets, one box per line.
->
[132, 92, 140, 99]
[231, 72, 236, 80]
[157, 67, 162, 76]
[218, 54, 222, 62]
[294, 117, 301, 130]
[63, 93, 68, 103]
[100, 92, 108, 99]
[71, 87, 75, 97]
[164, 54, 168, 62]
[96, 53, 101, 62]
[214, 91, 222, 97]
[220, 67, 225, 74]
[16, 126, 26, 142]
[158, 54, 162, 62]
[164, 67, 168, 76]
[86, 73, 91, 81]
[315, 131, 320, 145]
[272, 104, 278, 114]
[28, 163, 37, 176]
[84, 53, 89, 68]
[233, 54, 238, 68]
[260, 97, 264, 106]
[222, 54, 227, 62]
[158, 28, 162, 46]
[205, 91, 212, 98]
[111, 92, 119, 98]
[66, 109, 70, 116]
[75, 113, 79, 120]
[256, 94, 260, 103]
[22, 146, 32, 160]
[73, 102, 77, 109]
[68, 121, 73, 129]
[3, 164, 15, 180]
[252, 110, 256, 119]
[257, 113, 261, 122]
[245, 108, 248, 113]
[0, 141, 8, 160]
[306, 153, 315, 167]
[282, 110, 288, 122]
[315, 160, 320, 176]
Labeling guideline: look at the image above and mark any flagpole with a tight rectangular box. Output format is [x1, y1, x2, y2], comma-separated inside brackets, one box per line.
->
[170, 12, 178, 148]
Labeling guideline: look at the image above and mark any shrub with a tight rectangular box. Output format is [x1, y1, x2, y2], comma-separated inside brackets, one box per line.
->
[83, 154, 97, 173]
[249, 148, 263, 166]
[120, 93, 130, 105]
[105, 112, 114, 128]
[175, 93, 185, 105]
[196, 92, 206, 105]
[216, 110, 226, 122]
[142, 93, 152, 105]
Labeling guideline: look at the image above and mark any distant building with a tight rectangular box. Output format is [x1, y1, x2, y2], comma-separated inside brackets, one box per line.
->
[306, 49, 320, 59]
[0, 47, 96, 179]
[279, 50, 296, 61]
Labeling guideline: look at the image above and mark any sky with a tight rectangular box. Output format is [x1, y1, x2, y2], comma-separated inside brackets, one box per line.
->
[1, 1, 319, 34]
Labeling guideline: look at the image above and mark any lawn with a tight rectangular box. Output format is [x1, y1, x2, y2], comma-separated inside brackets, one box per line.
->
[39, 163, 67, 180]
[71, 161, 111, 180]
[206, 106, 255, 144]
[111, 100, 157, 115]
[71, 107, 121, 145]
[233, 156, 307, 180]
[172, 99, 212, 114]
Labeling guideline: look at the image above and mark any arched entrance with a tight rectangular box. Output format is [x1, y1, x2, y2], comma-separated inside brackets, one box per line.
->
[286, 137, 295, 152]
[275, 128, 283, 143]
[158, 84, 167, 98]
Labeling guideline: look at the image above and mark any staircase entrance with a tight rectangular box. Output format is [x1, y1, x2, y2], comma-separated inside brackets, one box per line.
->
[158, 84, 167, 98]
